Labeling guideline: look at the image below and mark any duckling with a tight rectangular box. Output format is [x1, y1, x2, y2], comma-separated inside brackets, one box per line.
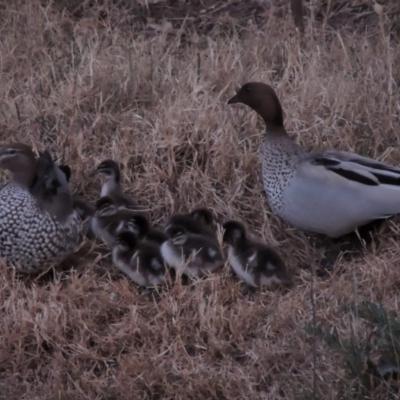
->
[0, 143, 82, 273]
[164, 208, 216, 237]
[91, 159, 140, 210]
[91, 196, 126, 248]
[112, 230, 168, 289]
[91, 196, 148, 248]
[161, 225, 223, 278]
[222, 220, 292, 288]
[120, 213, 167, 245]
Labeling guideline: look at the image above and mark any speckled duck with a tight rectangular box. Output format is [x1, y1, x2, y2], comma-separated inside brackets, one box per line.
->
[0, 143, 82, 273]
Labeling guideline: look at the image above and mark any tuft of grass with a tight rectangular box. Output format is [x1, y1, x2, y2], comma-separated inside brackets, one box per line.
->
[0, 1, 399, 399]
[305, 301, 400, 397]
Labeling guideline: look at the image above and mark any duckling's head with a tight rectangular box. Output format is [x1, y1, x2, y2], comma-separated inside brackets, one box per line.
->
[95, 196, 118, 217]
[165, 225, 188, 246]
[114, 230, 137, 249]
[222, 220, 247, 246]
[92, 159, 121, 183]
[165, 209, 214, 236]
[227, 82, 283, 128]
[0, 143, 36, 186]
[122, 214, 150, 237]
[190, 208, 214, 226]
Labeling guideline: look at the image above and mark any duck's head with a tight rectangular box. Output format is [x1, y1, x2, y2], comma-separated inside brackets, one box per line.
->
[95, 196, 118, 217]
[91, 159, 121, 183]
[0, 143, 36, 186]
[227, 82, 284, 128]
[114, 230, 137, 249]
[122, 213, 150, 237]
[222, 220, 247, 246]
[165, 225, 188, 246]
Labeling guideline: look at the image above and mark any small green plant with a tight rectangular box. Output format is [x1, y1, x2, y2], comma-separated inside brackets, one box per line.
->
[305, 301, 400, 392]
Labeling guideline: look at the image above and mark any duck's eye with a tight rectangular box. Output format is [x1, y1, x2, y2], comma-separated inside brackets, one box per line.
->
[6, 149, 17, 155]
[244, 85, 250, 93]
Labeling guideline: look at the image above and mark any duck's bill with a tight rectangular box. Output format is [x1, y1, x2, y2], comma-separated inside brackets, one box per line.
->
[227, 94, 239, 104]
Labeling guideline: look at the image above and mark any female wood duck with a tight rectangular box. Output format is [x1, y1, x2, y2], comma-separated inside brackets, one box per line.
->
[0, 143, 82, 273]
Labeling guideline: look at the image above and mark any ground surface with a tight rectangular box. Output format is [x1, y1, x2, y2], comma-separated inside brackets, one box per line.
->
[0, 1, 400, 399]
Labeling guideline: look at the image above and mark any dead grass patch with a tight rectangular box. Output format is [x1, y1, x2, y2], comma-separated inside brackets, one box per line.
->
[0, 1, 400, 399]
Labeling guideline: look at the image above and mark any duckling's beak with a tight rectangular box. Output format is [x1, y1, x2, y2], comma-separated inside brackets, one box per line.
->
[88, 168, 99, 177]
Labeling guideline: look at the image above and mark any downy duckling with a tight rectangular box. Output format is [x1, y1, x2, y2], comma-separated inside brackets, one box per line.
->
[222, 220, 292, 288]
[0, 144, 82, 273]
[91, 196, 148, 248]
[91, 196, 128, 248]
[121, 213, 167, 245]
[112, 230, 168, 289]
[91, 159, 140, 210]
[161, 225, 223, 278]
[164, 208, 216, 237]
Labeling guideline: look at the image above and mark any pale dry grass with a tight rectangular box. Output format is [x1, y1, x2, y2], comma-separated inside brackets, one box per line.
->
[0, 1, 400, 399]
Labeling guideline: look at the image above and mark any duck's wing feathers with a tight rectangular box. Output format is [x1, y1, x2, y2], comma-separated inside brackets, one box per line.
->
[282, 151, 400, 237]
[309, 151, 400, 187]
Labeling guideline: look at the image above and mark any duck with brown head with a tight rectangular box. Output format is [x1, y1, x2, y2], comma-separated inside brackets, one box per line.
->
[228, 82, 400, 239]
[0, 143, 82, 273]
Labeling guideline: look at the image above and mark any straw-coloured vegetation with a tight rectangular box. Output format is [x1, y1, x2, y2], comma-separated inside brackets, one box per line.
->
[0, 1, 400, 399]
